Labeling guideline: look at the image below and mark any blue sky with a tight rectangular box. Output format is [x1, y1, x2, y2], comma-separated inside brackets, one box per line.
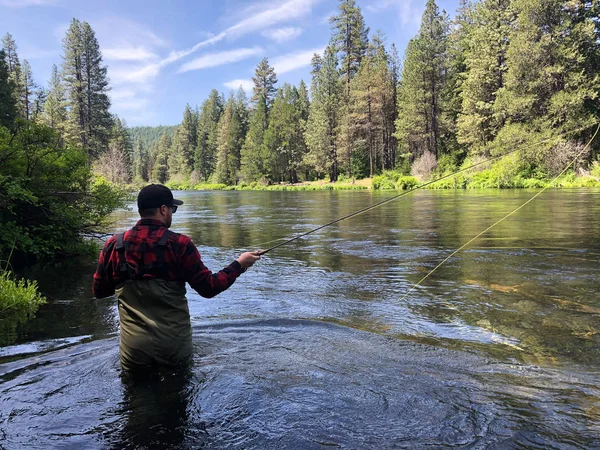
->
[1, 0, 460, 126]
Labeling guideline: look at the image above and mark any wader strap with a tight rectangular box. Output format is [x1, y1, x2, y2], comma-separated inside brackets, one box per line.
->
[115, 229, 174, 279]
[115, 232, 136, 278]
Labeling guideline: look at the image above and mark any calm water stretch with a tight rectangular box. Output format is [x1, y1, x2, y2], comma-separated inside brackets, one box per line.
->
[1, 189, 599, 448]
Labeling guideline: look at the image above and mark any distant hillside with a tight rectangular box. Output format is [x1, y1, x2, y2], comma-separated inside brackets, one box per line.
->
[130, 125, 178, 150]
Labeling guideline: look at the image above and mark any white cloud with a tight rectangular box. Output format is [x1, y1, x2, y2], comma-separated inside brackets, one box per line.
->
[178, 47, 264, 73]
[224, 79, 254, 93]
[271, 47, 324, 75]
[162, 0, 318, 70]
[366, 0, 423, 26]
[261, 27, 303, 43]
[109, 89, 136, 100]
[161, 32, 227, 65]
[0, 0, 57, 6]
[225, 0, 316, 38]
[103, 47, 158, 61]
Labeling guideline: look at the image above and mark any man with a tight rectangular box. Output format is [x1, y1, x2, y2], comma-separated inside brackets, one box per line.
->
[93, 184, 260, 371]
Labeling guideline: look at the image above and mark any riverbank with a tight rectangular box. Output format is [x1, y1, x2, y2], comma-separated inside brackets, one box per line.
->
[161, 169, 600, 192]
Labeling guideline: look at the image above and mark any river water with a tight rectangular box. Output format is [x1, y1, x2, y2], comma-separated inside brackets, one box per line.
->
[1, 189, 599, 448]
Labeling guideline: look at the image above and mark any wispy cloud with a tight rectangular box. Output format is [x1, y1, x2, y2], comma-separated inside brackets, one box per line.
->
[178, 47, 264, 73]
[225, 0, 316, 38]
[103, 47, 158, 61]
[271, 47, 324, 75]
[261, 27, 303, 43]
[224, 79, 254, 93]
[366, 0, 423, 26]
[0, 0, 57, 6]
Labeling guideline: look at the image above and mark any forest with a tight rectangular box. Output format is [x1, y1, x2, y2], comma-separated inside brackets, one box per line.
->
[127, 0, 600, 190]
[2, 0, 600, 267]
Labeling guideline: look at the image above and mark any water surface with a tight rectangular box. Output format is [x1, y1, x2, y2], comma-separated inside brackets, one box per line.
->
[1, 189, 599, 448]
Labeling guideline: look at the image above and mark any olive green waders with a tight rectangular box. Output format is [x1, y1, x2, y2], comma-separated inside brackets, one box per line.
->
[114, 230, 192, 372]
[116, 279, 193, 371]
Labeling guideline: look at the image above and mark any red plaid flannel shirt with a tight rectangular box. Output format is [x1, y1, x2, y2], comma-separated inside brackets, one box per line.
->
[92, 219, 242, 299]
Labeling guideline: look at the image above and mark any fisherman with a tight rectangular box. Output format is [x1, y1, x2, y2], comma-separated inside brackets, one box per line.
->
[92, 184, 260, 371]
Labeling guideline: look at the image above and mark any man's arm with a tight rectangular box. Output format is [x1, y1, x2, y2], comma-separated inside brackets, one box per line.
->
[92, 238, 116, 298]
[180, 239, 260, 298]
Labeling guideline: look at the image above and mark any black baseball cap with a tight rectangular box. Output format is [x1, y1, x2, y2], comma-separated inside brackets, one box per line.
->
[137, 184, 184, 211]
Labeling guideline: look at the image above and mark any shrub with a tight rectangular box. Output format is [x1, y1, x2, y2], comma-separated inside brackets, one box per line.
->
[411, 151, 438, 180]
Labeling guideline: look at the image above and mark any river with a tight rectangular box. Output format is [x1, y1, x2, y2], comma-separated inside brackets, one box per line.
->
[1, 189, 599, 448]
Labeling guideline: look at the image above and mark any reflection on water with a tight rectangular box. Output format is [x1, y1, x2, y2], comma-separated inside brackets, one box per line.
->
[1, 189, 600, 447]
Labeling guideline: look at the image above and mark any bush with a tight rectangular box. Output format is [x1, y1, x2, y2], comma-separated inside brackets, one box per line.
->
[0, 121, 130, 265]
[411, 151, 438, 180]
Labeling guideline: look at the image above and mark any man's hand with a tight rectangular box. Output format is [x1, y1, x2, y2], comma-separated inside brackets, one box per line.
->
[237, 251, 262, 271]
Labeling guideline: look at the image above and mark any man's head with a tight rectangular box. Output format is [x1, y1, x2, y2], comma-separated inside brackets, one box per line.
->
[137, 184, 183, 227]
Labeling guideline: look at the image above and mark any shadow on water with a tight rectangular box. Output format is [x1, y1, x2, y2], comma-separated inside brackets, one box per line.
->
[1, 319, 599, 448]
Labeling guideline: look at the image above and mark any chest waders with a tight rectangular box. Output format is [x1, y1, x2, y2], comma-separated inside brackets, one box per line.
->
[115, 231, 193, 371]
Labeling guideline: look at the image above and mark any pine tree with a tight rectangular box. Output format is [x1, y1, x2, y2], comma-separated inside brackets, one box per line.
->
[20, 60, 36, 120]
[305, 46, 342, 181]
[395, 0, 450, 160]
[62, 19, 112, 162]
[493, 0, 599, 137]
[264, 84, 305, 182]
[43, 64, 67, 132]
[81, 21, 112, 157]
[195, 89, 223, 181]
[62, 19, 86, 150]
[330, 0, 370, 177]
[171, 104, 198, 176]
[240, 93, 269, 182]
[251, 57, 278, 109]
[215, 94, 243, 184]
[1, 33, 24, 119]
[134, 139, 149, 181]
[152, 132, 171, 183]
[31, 86, 46, 123]
[0, 49, 17, 128]
[457, 0, 511, 153]
[349, 32, 394, 177]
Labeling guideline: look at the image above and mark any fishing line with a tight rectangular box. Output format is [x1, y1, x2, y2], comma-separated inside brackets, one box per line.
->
[257, 123, 597, 256]
[399, 122, 600, 302]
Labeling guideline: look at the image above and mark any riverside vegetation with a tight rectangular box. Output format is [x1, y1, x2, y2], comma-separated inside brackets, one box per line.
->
[2, 0, 600, 334]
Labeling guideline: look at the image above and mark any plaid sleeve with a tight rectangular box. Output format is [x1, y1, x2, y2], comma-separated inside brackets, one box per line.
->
[92, 236, 117, 299]
[180, 237, 243, 298]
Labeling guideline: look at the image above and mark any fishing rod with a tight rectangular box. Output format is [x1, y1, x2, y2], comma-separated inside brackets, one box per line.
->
[257, 123, 597, 256]
[398, 122, 600, 301]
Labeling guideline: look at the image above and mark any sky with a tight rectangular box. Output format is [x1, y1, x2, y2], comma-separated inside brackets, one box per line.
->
[0, 0, 461, 127]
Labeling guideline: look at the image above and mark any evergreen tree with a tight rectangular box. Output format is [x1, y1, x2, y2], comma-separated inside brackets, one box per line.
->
[31, 86, 46, 123]
[0, 49, 17, 128]
[171, 104, 198, 176]
[349, 32, 394, 177]
[264, 84, 305, 182]
[81, 21, 112, 157]
[330, 0, 369, 177]
[20, 59, 36, 120]
[251, 57, 278, 109]
[330, 0, 369, 96]
[195, 89, 223, 181]
[395, 0, 450, 160]
[305, 47, 342, 181]
[1, 33, 24, 119]
[457, 0, 511, 153]
[215, 94, 243, 184]
[152, 132, 171, 183]
[62, 19, 112, 162]
[493, 0, 599, 137]
[240, 93, 269, 182]
[134, 139, 148, 182]
[43, 64, 67, 132]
